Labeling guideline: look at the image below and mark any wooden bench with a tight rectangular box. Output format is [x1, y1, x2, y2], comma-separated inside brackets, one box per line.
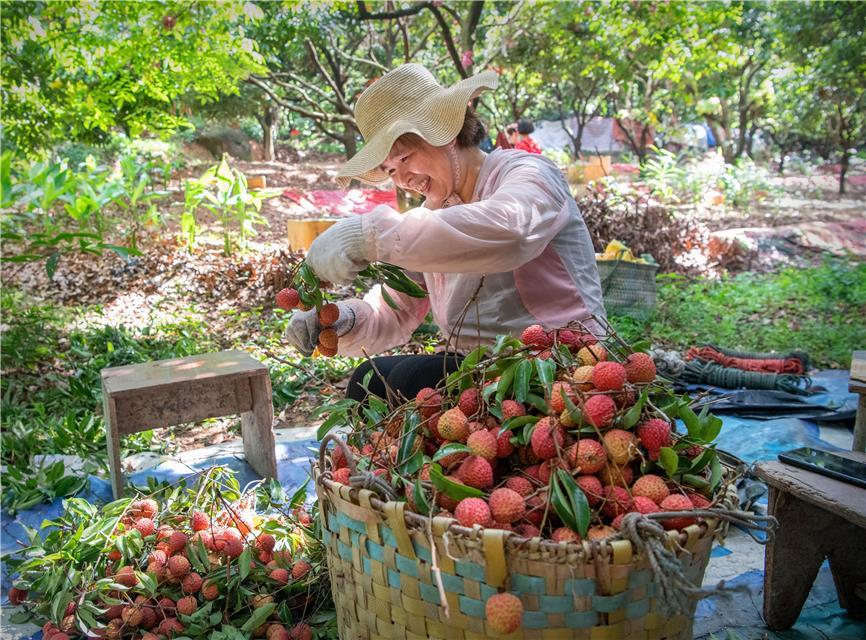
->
[850, 350, 866, 451]
[755, 451, 866, 629]
[101, 350, 277, 499]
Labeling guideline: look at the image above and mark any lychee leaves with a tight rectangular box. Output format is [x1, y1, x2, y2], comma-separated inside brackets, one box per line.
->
[429, 463, 483, 500]
[397, 411, 422, 472]
[240, 602, 277, 632]
[444, 346, 487, 394]
[621, 389, 648, 429]
[551, 470, 590, 538]
[432, 443, 471, 461]
[412, 479, 432, 516]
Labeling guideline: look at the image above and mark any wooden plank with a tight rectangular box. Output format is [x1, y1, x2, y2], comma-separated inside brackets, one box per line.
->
[850, 350, 866, 394]
[755, 455, 866, 530]
[113, 375, 256, 434]
[102, 350, 266, 396]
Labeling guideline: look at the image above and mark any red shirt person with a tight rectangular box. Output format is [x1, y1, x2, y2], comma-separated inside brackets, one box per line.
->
[513, 118, 542, 154]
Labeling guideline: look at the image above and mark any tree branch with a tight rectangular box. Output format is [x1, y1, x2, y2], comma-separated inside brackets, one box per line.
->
[428, 5, 467, 78]
[356, 1, 432, 20]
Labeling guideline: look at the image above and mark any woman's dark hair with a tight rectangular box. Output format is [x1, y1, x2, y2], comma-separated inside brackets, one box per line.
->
[517, 118, 535, 135]
[456, 107, 487, 148]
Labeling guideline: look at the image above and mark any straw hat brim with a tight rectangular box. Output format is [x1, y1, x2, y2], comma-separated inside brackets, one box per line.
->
[336, 70, 498, 188]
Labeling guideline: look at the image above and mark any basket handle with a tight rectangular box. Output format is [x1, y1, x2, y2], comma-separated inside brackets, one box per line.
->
[318, 433, 357, 474]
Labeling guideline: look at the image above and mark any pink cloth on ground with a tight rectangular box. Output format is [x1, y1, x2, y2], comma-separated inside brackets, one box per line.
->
[281, 188, 397, 216]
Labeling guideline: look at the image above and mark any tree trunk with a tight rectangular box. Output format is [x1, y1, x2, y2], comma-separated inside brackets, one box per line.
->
[839, 148, 848, 195]
[342, 122, 358, 159]
[260, 104, 279, 162]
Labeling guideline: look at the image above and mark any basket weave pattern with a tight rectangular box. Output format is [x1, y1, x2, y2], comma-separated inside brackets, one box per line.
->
[316, 469, 719, 640]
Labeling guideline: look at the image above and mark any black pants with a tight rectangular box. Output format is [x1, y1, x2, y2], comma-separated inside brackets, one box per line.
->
[346, 354, 463, 404]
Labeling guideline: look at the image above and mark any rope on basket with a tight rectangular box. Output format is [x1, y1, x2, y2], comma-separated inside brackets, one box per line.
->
[318, 433, 399, 501]
[618, 508, 778, 615]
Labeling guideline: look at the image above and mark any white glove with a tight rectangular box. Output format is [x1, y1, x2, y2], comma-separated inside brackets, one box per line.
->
[305, 216, 369, 284]
[284, 302, 355, 356]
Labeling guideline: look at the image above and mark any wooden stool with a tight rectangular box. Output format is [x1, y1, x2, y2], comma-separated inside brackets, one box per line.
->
[101, 350, 278, 499]
[755, 452, 866, 630]
[850, 350, 866, 451]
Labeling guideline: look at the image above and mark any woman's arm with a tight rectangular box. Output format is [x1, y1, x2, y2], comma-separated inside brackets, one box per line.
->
[360, 157, 572, 274]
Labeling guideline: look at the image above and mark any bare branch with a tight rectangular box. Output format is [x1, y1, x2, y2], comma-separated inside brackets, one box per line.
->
[429, 5, 467, 78]
[356, 0, 432, 20]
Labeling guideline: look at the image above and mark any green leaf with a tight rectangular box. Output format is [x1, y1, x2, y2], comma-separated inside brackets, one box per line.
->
[500, 415, 539, 432]
[495, 362, 518, 402]
[700, 414, 723, 443]
[380, 287, 400, 310]
[397, 412, 420, 466]
[535, 358, 556, 390]
[658, 447, 679, 478]
[554, 469, 591, 537]
[429, 463, 483, 500]
[240, 603, 276, 632]
[630, 339, 651, 352]
[709, 456, 723, 492]
[524, 393, 550, 415]
[45, 252, 60, 279]
[412, 479, 431, 516]
[621, 389, 648, 428]
[239, 546, 251, 581]
[513, 360, 533, 403]
[432, 443, 471, 461]
[679, 406, 701, 439]
[688, 447, 716, 474]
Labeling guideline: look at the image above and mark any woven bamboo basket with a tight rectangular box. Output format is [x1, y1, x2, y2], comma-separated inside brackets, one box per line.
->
[314, 452, 734, 640]
[596, 260, 658, 319]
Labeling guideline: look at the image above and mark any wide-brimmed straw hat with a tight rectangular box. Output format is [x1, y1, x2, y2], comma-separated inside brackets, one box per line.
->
[336, 64, 498, 188]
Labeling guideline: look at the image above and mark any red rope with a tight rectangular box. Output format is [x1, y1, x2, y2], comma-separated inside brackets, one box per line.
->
[685, 346, 805, 374]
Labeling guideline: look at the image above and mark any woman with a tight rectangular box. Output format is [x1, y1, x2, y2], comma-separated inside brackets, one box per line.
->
[285, 64, 605, 401]
[513, 118, 542, 154]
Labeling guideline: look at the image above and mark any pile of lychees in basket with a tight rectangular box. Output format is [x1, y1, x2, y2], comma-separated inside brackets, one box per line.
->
[324, 321, 727, 544]
[6, 469, 329, 640]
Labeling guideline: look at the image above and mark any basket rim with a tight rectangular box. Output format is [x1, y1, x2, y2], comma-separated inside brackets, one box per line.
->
[313, 460, 736, 563]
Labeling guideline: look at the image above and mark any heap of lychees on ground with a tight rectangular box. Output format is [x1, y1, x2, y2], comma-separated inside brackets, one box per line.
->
[6, 469, 329, 640]
[321, 320, 727, 634]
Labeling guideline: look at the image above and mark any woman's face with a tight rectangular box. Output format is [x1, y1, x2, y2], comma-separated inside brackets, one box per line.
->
[380, 136, 455, 207]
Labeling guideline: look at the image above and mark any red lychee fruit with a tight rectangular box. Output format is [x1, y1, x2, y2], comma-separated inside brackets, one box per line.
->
[7, 587, 27, 604]
[485, 592, 524, 634]
[505, 476, 533, 497]
[457, 387, 481, 417]
[682, 444, 705, 458]
[624, 352, 656, 383]
[636, 419, 672, 461]
[270, 568, 289, 584]
[577, 343, 607, 366]
[317, 343, 338, 357]
[538, 459, 565, 484]
[549, 381, 577, 414]
[415, 388, 442, 419]
[289, 622, 313, 640]
[167, 555, 190, 578]
[489, 488, 526, 524]
[520, 324, 551, 348]
[276, 288, 300, 311]
[132, 498, 159, 519]
[603, 429, 637, 465]
[108, 548, 122, 562]
[333, 467, 351, 485]
[135, 517, 156, 537]
[437, 407, 470, 442]
[584, 394, 617, 428]
[530, 417, 564, 460]
[168, 531, 188, 554]
[455, 497, 492, 527]
[551, 527, 582, 543]
[569, 439, 606, 474]
[688, 492, 712, 509]
[122, 605, 144, 627]
[292, 560, 311, 580]
[176, 595, 197, 616]
[158, 597, 177, 617]
[592, 361, 627, 392]
[500, 399, 526, 420]
[514, 523, 541, 538]
[223, 538, 244, 558]
[598, 463, 634, 488]
[190, 511, 209, 532]
[659, 494, 697, 530]
[587, 525, 617, 540]
[201, 580, 219, 600]
[318, 303, 340, 326]
[491, 426, 515, 458]
[104, 603, 124, 620]
[632, 495, 661, 515]
[181, 572, 202, 594]
[575, 474, 604, 506]
[601, 485, 633, 518]
[115, 565, 138, 587]
[631, 474, 670, 505]
[523, 464, 541, 482]
[457, 455, 494, 490]
[158, 617, 185, 637]
[318, 328, 338, 351]
[571, 365, 595, 391]
[467, 429, 498, 461]
[268, 625, 291, 640]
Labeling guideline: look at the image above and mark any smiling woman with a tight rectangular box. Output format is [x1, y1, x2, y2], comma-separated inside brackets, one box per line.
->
[284, 63, 606, 402]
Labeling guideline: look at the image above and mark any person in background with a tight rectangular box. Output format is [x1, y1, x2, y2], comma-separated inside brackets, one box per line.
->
[284, 64, 604, 402]
[514, 118, 542, 154]
[495, 123, 516, 149]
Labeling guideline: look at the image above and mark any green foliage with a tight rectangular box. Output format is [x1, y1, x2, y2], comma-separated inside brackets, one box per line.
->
[1, 1, 267, 155]
[183, 155, 282, 255]
[610, 260, 866, 369]
[716, 158, 776, 208]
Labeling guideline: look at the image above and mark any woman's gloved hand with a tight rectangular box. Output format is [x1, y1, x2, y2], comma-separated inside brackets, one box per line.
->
[284, 302, 355, 356]
[305, 216, 369, 284]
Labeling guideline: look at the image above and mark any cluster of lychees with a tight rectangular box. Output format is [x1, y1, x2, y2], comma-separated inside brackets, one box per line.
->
[34, 498, 316, 640]
[276, 285, 341, 357]
[326, 324, 717, 634]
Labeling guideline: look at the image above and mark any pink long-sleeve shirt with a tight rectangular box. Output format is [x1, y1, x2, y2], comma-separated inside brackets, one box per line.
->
[338, 148, 606, 356]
